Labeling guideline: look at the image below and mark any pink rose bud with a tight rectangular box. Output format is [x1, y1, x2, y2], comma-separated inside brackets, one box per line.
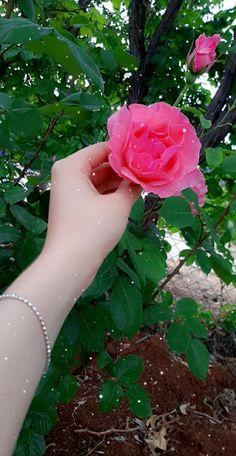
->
[107, 102, 207, 206]
[186, 33, 221, 74]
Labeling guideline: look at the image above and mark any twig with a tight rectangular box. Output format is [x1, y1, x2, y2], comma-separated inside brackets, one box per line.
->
[83, 437, 105, 456]
[14, 112, 63, 185]
[192, 410, 223, 424]
[75, 425, 142, 435]
[5, 0, 14, 18]
[150, 193, 236, 298]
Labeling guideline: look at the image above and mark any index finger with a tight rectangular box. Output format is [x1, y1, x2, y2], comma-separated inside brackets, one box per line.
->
[68, 142, 110, 175]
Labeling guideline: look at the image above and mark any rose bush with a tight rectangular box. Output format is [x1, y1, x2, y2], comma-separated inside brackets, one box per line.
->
[107, 102, 207, 205]
[186, 33, 221, 74]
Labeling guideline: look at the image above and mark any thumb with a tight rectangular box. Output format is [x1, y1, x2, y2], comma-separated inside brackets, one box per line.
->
[115, 179, 142, 207]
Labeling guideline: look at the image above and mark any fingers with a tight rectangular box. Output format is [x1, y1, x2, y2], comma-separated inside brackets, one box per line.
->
[66, 142, 110, 176]
[114, 179, 143, 209]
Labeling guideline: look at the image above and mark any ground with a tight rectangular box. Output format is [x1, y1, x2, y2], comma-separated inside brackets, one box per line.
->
[45, 334, 236, 456]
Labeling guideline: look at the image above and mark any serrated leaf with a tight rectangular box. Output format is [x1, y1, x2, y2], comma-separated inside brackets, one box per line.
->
[16, 235, 44, 269]
[0, 224, 19, 243]
[110, 277, 142, 338]
[4, 185, 32, 205]
[167, 322, 191, 353]
[222, 154, 236, 176]
[196, 250, 211, 274]
[200, 115, 212, 129]
[58, 373, 77, 403]
[0, 18, 52, 45]
[186, 339, 209, 380]
[113, 355, 144, 384]
[83, 249, 117, 298]
[43, 32, 104, 91]
[143, 304, 173, 325]
[99, 380, 123, 412]
[159, 197, 195, 228]
[175, 298, 198, 318]
[30, 407, 57, 435]
[79, 306, 104, 352]
[13, 430, 45, 456]
[18, 0, 35, 19]
[97, 350, 112, 369]
[6, 99, 43, 138]
[206, 148, 223, 169]
[116, 257, 141, 289]
[10, 205, 47, 235]
[125, 384, 152, 417]
[210, 252, 232, 285]
[184, 318, 208, 338]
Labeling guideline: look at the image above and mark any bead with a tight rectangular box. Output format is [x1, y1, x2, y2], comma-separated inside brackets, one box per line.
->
[0, 293, 51, 374]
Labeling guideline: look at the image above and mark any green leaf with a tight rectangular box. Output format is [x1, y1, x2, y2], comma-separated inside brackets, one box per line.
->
[13, 430, 45, 456]
[18, 0, 35, 19]
[113, 355, 144, 384]
[58, 373, 77, 403]
[6, 99, 43, 138]
[127, 236, 166, 286]
[44, 32, 104, 91]
[210, 252, 232, 285]
[16, 235, 44, 269]
[167, 322, 191, 353]
[116, 257, 141, 289]
[196, 250, 211, 274]
[184, 318, 208, 338]
[206, 148, 223, 169]
[0, 120, 10, 147]
[129, 196, 145, 223]
[30, 407, 57, 435]
[0, 224, 19, 243]
[83, 249, 117, 298]
[125, 384, 152, 417]
[185, 339, 209, 380]
[110, 277, 142, 338]
[175, 298, 198, 318]
[61, 92, 106, 110]
[10, 205, 47, 235]
[0, 91, 11, 109]
[99, 380, 123, 412]
[97, 350, 112, 369]
[114, 49, 138, 70]
[143, 304, 173, 325]
[4, 185, 32, 205]
[222, 154, 236, 176]
[79, 306, 104, 352]
[230, 200, 236, 213]
[200, 115, 212, 129]
[0, 18, 52, 45]
[101, 49, 117, 72]
[159, 197, 195, 228]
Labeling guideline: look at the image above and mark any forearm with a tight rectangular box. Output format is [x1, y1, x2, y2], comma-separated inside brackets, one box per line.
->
[0, 246, 101, 456]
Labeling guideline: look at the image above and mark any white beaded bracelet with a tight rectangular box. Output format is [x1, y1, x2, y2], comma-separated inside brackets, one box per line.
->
[0, 293, 51, 375]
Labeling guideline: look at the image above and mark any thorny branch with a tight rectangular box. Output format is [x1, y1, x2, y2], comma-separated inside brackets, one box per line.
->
[150, 193, 236, 299]
[14, 112, 63, 186]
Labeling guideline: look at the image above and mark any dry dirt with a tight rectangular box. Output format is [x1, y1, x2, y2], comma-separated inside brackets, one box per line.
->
[45, 335, 236, 456]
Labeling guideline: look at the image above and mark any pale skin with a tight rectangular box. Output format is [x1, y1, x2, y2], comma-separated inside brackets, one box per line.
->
[0, 142, 142, 456]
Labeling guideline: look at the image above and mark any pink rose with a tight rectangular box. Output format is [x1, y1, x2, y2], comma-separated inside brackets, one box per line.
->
[187, 33, 221, 74]
[177, 168, 208, 207]
[107, 102, 207, 205]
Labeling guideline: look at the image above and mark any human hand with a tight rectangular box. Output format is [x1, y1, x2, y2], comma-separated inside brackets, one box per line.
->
[43, 142, 142, 268]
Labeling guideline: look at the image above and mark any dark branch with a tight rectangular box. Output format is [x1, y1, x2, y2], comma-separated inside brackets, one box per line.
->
[14, 113, 62, 185]
[128, 0, 184, 103]
[128, 0, 148, 104]
[145, 0, 183, 68]
[200, 100, 236, 155]
[5, 0, 15, 18]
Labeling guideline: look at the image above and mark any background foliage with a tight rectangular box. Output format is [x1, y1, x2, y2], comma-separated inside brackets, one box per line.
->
[0, 0, 235, 454]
